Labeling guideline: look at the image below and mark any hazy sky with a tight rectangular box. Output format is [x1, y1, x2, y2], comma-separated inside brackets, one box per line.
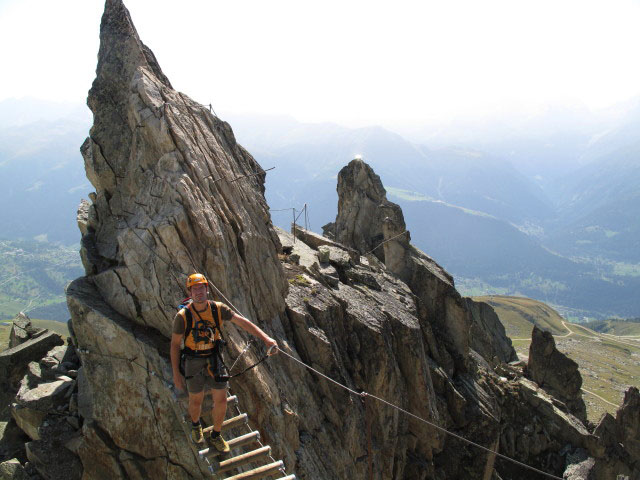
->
[2, 0, 640, 127]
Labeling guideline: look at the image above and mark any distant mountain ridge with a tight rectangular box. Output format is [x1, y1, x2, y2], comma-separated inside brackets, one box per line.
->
[547, 139, 640, 262]
[1, 98, 639, 318]
[0, 98, 92, 244]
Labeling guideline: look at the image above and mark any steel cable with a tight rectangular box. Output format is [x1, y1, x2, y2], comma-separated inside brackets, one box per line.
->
[276, 347, 564, 480]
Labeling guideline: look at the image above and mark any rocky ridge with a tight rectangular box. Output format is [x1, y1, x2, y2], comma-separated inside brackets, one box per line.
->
[0, 314, 82, 480]
[0, 1, 638, 479]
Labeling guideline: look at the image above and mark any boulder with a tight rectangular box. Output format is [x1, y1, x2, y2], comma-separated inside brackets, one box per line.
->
[0, 458, 28, 480]
[12, 376, 75, 440]
[292, 223, 356, 255]
[8, 313, 45, 350]
[276, 227, 319, 272]
[318, 245, 353, 269]
[0, 420, 30, 465]
[563, 448, 596, 480]
[594, 412, 618, 448]
[527, 326, 587, 423]
[0, 331, 64, 392]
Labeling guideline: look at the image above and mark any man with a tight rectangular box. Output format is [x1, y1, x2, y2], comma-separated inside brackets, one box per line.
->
[170, 273, 278, 452]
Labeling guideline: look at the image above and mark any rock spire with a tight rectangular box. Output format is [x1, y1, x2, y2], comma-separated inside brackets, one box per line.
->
[527, 325, 587, 423]
[67, 0, 287, 476]
[332, 158, 517, 372]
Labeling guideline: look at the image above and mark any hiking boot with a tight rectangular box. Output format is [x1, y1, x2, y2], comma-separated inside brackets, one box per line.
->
[191, 423, 204, 444]
[210, 433, 230, 453]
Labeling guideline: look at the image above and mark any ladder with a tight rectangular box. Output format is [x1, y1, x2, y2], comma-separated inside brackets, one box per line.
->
[192, 394, 295, 480]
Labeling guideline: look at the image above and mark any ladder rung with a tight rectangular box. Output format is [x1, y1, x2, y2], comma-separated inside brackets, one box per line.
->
[217, 446, 271, 473]
[199, 431, 261, 457]
[203, 413, 247, 434]
[222, 460, 284, 480]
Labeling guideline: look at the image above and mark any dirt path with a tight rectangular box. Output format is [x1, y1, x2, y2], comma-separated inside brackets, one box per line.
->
[581, 387, 619, 408]
[511, 322, 640, 350]
[564, 321, 640, 349]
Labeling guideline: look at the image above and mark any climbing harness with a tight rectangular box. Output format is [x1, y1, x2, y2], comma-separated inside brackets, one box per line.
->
[178, 298, 275, 383]
[177, 299, 226, 381]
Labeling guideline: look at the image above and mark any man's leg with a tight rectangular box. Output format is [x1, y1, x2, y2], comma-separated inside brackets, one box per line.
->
[188, 391, 205, 443]
[188, 391, 205, 423]
[209, 388, 229, 452]
[211, 388, 228, 431]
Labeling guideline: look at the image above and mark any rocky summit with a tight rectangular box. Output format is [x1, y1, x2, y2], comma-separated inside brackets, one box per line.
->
[0, 1, 639, 479]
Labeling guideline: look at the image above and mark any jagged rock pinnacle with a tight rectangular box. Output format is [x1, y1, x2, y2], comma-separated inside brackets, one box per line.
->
[66, 1, 288, 476]
[527, 325, 587, 423]
[78, 0, 286, 329]
[334, 158, 408, 262]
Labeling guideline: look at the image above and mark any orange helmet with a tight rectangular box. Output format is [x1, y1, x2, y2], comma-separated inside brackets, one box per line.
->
[186, 273, 208, 289]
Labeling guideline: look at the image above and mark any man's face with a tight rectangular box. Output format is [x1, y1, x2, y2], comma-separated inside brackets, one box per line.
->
[190, 283, 208, 303]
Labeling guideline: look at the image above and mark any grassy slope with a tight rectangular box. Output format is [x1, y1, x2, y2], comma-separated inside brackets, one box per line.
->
[474, 295, 568, 337]
[583, 319, 640, 336]
[474, 295, 640, 422]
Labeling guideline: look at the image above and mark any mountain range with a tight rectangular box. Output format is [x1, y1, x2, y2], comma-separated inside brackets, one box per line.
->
[1, 97, 639, 319]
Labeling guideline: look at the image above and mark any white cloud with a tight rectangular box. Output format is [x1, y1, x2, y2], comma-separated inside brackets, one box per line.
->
[26, 180, 44, 192]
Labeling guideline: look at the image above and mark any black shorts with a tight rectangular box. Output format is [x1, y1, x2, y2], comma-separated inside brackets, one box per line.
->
[184, 356, 229, 394]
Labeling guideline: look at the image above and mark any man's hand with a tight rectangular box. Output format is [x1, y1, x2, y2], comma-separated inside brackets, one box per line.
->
[173, 372, 186, 392]
[265, 336, 278, 355]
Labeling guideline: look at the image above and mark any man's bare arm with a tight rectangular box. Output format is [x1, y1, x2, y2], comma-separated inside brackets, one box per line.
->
[230, 314, 278, 353]
[170, 333, 186, 391]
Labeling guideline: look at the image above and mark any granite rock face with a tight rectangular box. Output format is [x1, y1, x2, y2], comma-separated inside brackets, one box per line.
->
[465, 298, 518, 366]
[68, 0, 288, 477]
[527, 325, 587, 423]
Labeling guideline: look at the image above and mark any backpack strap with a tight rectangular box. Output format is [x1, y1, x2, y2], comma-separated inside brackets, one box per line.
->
[183, 307, 193, 340]
[210, 301, 226, 343]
